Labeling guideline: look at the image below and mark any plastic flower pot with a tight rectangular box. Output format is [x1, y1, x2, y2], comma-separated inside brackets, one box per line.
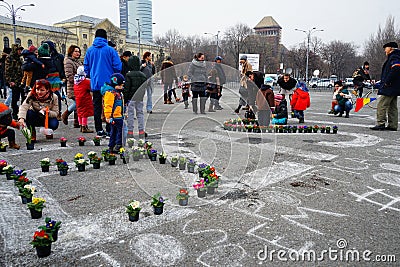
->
[35, 244, 51, 258]
[60, 141, 67, 147]
[187, 165, 195, 173]
[59, 169, 68, 176]
[197, 189, 206, 198]
[133, 155, 140, 161]
[93, 141, 101, 146]
[179, 199, 188, 206]
[179, 163, 186, 170]
[171, 161, 178, 167]
[108, 159, 116, 165]
[149, 154, 157, 161]
[92, 162, 100, 169]
[128, 213, 139, 222]
[206, 186, 216, 194]
[159, 158, 166, 164]
[0, 147, 6, 152]
[41, 166, 49, 172]
[30, 209, 42, 219]
[78, 141, 85, 146]
[333, 129, 338, 134]
[6, 173, 12, 180]
[153, 206, 163, 215]
[77, 165, 86, 172]
[326, 129, 331, 134]
[52, 229, 59, 242]
[21, 196, 32, 204]
[26, 143, 34, 150]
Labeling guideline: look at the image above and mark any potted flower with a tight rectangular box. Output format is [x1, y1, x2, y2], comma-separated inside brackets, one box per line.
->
[39, 217, 62, 242]
[148, 149, 157, 161]
[55, 158, 64, 171]
[137, 139, 145, 148]
[11, 169, 27, 184]
[15, 175, 32, 191]
[333, 125, 338, 134]
[126, 200, 141, 222]
[171, 156, 178, 167]
[101, 148, 110, 162]
[3, 164, 14, 180]
[92, 136, 101, 146]
[0, 159, 7, 174]
[320, 126, 326, 133]
[75, 159, 88, 172]
[151, 193, 167, 215]
[77, 136, 86, 146]
[197, 163, 208, 178]
[108, 153, 117, 165]
[307, 126, 313, 133]
[326, 126, 331, 134]
[30, 229, 52, 258]
[119, 148, 129, 164]
[187, 159, 196, 173]
[278, 125, 284, 133]
[178, 156, 186, 170]
[88, 151, 97, 163]
[21, 126, 34, 150]
[19, 184, 36, 204]
[27, 197, 46, 219]
[292, 125, 298, 133]
[253, 125, 261, 133]
[59, 137, 67, 147]
[246, 124, 253, 132]
[91, 156, 102, 169]
[74, 153, 84, 163]
[118, 147, 126, 159]
[0, 141, 7, 152]
[40, 158, 51, 172]
[313, 125, 319, 133]
[139, 147, 146, 158]
[132, 147, 141, 161]
[203, 166, 219, 194]
[58, 161, 69, 176]
[127, 138, 135, 148]
[193, 179, 206, 197]
[176, 188, 189, 206]
[159, 151, 167, 164]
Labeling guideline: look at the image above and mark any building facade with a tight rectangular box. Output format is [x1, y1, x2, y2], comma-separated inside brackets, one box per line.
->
[119, 0, 153, 41]
[0, 14, 162, 59]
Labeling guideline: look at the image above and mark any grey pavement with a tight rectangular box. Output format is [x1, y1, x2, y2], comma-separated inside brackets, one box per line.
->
[0, 84, 399, 266]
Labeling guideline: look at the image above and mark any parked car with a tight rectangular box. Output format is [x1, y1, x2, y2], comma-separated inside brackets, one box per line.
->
[312, 78, 333, 88]
[344, 78, 354, 87]
[308, 77, 319, 87]
[264, 74, 278, 86]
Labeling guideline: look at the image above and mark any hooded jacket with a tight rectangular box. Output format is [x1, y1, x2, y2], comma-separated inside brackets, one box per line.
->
[187, 59, 207, 84]
[64, 56, 82, 99]
[124, 56, 147, 102]
[4, 44, 23, 86]
[290, 87, 310, 111]
[160, 60, 178, 84]
[84, 37, 122, 91]
[43, 40, 66, 79]
[379, 49, 400, 96]
[74, 75, 94, 118]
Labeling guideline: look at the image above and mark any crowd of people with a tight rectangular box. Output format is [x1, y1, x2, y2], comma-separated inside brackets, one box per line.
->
[0, 30, 398, 152]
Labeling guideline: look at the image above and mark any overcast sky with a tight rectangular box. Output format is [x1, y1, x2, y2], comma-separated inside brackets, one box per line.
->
[4, 0, 399, 52]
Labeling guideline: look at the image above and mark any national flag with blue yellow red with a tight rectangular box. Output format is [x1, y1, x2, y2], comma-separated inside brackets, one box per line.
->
[355, 98, 377, 112]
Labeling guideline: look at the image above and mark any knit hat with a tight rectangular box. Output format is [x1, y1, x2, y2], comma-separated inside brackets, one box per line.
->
[383, 42, 398, 48]
[38, 43, 50, 57]
[122, 51, 132, 57]
[108, 41, 116, 47]
[297, 81, 309, 92]
[166, 56, 172, 61]
[95, 29, 107, 39]
[28, 45, 37, 53]
[215, 56, 223, 61]
[74, 66, 86, 85]
[274, 94, 283, 101]
[0, 103, 11, 118]
[110, 73, 125, 86]
[240, 55, 247, 60]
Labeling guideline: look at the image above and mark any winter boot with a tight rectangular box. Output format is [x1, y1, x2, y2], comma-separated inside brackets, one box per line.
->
[200, 97, 207, 114]
[9, 141, 20, 150]
[234, 105, 242, 114]
[338, 112, 343, 117]
[81, 125, 94, 133]
[127, 131, 134, 139]
[345, 111, 349, 118]
[192, 98, 198, 114]
[61, 109, 72, 125]
[73, 111, 80, 128]
[214, 100, 223, 110]
[175, 97, 181, 102]
[139, 130, 146, 139]
[184, 101, 189, 109]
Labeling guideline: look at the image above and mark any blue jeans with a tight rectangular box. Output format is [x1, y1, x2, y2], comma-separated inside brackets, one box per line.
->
[334, 100, 353, 113]
[26, 110, 59, 130]
[108, 118, 123, 149]
[146, 84, 153, 112]
[4, 87, 12, 106]
[293, 110, 304, 119]
[67, 99, 76, 113]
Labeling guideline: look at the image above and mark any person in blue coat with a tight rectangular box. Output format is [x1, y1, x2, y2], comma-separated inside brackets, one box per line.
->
[84, 29, 122, 136]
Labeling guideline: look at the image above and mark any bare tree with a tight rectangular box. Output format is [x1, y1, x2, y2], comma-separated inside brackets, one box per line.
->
[222, 23, 253, 68]
[364, 15, 400, 79]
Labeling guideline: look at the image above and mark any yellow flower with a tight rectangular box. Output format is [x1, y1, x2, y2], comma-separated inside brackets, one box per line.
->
[32, 197, 45, 204]
[74, 153, 84, 159]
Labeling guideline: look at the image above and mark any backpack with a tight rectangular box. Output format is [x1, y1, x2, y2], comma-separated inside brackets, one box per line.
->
[21, 59, 34, 71]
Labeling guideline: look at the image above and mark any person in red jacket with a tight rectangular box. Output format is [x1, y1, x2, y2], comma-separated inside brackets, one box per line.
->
[74, 66, 94, 133]
[0, 103, 20, 149]
[290, 81, 310, 123]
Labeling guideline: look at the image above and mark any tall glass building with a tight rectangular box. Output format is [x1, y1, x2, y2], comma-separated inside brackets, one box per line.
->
[119, 0, 153, 41]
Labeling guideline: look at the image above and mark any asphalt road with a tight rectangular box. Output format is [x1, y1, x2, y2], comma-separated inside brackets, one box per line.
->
[0, 83, 399, 266]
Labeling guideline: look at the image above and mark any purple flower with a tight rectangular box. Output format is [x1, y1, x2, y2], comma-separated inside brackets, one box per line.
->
[198, 163, 207, 169]
[46, 220, 56, 228]
[13, 169, 24, 176]
[159, 197, 164, 203]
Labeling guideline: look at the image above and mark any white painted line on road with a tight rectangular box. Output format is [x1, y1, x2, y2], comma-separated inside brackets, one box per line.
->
[373, 173, 400, 187]
[183, 218, 228, 243]
[197, 244, 247, 267]
[380, 163, 400, 173]
[81, 251, 121, 266]
[349, 186, 400, 212]
[275, 146, 337, 161]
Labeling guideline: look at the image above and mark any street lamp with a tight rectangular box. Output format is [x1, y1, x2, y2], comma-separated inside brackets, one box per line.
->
[0, 0, 35, 44]
[204, 31, 220, 58]
[295, 27, 323, 83]
[135, 18, 155, 56]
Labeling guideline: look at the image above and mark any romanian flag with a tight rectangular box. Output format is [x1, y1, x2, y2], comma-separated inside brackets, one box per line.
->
[355, 98, 377, 112]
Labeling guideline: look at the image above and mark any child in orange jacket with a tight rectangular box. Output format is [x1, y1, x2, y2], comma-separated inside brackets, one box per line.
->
[0, 103, 20, 149]
[290, 81, 310, 123]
